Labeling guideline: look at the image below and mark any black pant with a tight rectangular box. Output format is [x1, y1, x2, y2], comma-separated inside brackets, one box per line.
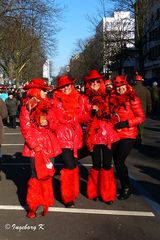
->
[61, 148, 78, 169]
[91, 142, 118, 171]
[30, 157, 36, 178]
[113, 138, 135, 189]
[0, 144, 1, 158]
[9, 115, 16, 128]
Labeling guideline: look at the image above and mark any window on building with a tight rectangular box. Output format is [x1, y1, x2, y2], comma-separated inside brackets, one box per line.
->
[151, 13, 154, 23]
[156, 8, 160, 20]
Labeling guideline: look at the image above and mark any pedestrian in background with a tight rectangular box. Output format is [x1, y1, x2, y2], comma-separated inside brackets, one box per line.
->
[133, 74, 152, 144]
[110, 75, 145, 200]
[5, 92, 18, 128]
[20, 78, 61, 218]
[150, 81, 160, 118]
[14, 88, 23, 119]
[50, 75, 91, 208]
[84, 70, 119, 205]
[0, 98, 8, 180]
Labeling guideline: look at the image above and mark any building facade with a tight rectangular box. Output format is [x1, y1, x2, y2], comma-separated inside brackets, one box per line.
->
[96, 11, 136, 77]
[143, 0, 160, 83]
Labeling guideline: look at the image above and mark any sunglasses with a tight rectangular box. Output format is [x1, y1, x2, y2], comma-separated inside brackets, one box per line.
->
[89, 79, 101, 84]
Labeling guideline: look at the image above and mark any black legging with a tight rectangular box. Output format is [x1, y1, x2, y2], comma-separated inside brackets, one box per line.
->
[30, 157, 36, 178]
[112, 138, 135, 189]
[61, 148, 78, 169]
[30, 149, 77, 176]
[91, 142, 118, 170]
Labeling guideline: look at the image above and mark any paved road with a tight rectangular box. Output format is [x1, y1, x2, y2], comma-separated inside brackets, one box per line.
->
[0, 118, 160, 240]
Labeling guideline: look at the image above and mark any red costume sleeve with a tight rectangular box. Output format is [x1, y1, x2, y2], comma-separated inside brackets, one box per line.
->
[128, 96, 145, 127]
[20, 106, 39, 150]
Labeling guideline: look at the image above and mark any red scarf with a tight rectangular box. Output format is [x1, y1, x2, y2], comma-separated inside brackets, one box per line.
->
[23, 96, 52, 126]
[85, 82, 110, 151]
[29, 98, 52, 125]
[86, 117, 100, 151]
[54, 87, 80, 119]
[27, 88, 44, 101]
[85, 84, 109, 119]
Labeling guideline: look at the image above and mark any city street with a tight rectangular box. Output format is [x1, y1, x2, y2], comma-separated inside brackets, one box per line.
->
[0, 118, 160, 240]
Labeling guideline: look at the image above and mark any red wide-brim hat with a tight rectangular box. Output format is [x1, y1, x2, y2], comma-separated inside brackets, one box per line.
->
[114, 75, 128, 87]
[55, 75, 75, 89]
[23, 78, 52, 91]
[84, 70, 104, 82]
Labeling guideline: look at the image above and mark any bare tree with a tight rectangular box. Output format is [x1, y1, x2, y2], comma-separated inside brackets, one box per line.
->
[0, 0, 62, 85]
[69, 36, 103, 82]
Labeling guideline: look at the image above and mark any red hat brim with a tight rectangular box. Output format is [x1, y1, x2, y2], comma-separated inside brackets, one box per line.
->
[23, 83, 52, 91]
[84, 75, 104, 82]
[84, 70, 104, 83]
[55, 77, 75, 89]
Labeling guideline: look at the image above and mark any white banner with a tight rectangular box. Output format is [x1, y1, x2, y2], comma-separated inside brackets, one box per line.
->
[43, 60, 50, 79]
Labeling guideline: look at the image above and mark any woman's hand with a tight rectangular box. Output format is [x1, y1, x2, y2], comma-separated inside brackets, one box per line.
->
[40, 119, 48, 126]
[40, 116, 48, 126]
[115, 120, 129, 129]
[92, 105, 98, 111]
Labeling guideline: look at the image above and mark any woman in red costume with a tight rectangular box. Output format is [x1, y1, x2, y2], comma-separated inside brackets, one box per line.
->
[110, 75, 145, 200]
[20, 79, 61, 218]
[49, 75, 91, 207]
[84, 70, 119, 205]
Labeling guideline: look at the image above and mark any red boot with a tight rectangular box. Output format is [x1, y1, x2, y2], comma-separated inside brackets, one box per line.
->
[41, 177, 54, 216]
[99, 168, 116, 203]
[26, 178, 44, 218]
[60, 168, 75, 205]
[73, 167, 80, 200]
[87, 168, 99, 200]
[26, 211, 36, 219]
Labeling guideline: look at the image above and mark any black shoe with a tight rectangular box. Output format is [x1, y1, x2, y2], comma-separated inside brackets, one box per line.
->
[65, 201, 75, 208]
[118, 187, 132, 200]
[36, 205, 44, 217]
[93, 197, 99, 201]
[105, 201, 113, 205]
[134, 138, 142, 148]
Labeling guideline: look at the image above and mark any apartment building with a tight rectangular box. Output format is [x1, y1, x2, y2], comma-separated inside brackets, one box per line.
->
[96, 11, 136, 77]
[143, 0, 160, 82]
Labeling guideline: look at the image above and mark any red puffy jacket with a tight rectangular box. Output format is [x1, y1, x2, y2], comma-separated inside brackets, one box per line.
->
[112, 95, 145, 139]
[48, 94, 91, 158]
[20, 105, 61, 158]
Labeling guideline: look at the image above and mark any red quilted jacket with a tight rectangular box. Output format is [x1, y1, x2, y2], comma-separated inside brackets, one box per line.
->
[48, 94, 91, 157]
[110, 95, 145, 139]
[20, 105, 61, 158]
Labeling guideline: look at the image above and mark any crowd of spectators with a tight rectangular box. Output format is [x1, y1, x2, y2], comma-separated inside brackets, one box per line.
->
[0, 86, 24, 128]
